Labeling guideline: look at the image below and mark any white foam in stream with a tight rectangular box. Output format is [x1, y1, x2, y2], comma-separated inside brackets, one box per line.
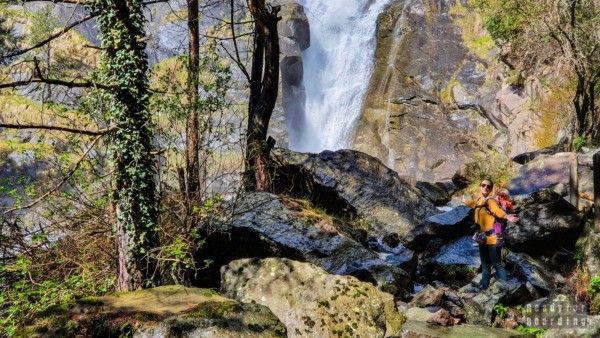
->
[292, 0, 393, 152]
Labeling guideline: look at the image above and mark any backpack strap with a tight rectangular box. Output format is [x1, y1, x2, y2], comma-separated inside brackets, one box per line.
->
[473, 197, 499, 221]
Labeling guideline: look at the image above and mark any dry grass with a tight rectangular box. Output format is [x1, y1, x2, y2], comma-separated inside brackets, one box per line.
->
[570, 265, 590, 302]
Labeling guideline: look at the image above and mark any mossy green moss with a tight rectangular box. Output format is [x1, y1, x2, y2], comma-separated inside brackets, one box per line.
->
[23, 286, 285, 337]
[440, 78, 462, 106]
[186, 300, 242, 320]
[449, 3, 496, 60]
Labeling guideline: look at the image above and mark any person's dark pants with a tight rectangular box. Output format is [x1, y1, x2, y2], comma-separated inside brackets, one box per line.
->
[479, 244, 508, 289]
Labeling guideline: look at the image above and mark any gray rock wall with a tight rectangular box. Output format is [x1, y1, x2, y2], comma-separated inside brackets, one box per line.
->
[354, 0, 567, 182]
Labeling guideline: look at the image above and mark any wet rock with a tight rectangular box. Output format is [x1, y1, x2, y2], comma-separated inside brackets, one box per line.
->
[433, 236, 480, 268]
[277, 2, 309, 50]
[460, 282, 506, 326]
[460, 278, 542, 326]
[427, 308, 459, 326]
[278, 2, 309, 147]
[367, 236, 417, 272]
[504, 251, 553, 296]
[353, 0, 557, 182]
[221, 258, 405, 337]
[199, 192, 412, 297]
[271, 148, 437, 248]
[353, 0, 486, 183]
[410, 285, 445, 308]
[504, 189, 582, 251]
[403, 305, 524, 336]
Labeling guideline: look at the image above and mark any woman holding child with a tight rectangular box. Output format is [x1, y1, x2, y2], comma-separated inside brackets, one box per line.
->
[464, 179, 519, 290]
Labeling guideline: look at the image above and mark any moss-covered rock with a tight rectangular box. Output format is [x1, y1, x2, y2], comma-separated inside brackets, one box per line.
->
[22, 285, 285, 337]
[221, 257, 405, 337]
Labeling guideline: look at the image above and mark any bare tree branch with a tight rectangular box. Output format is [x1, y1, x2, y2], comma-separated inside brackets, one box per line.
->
[1, 15, 95, 61]
[1, 0, 166, 4]
[0, 58, 114, 90]
[0, 0, 84, 4]
[229, 0, 251, 82]
[0, 123, 117, 136]
[0, 76, 113, 90]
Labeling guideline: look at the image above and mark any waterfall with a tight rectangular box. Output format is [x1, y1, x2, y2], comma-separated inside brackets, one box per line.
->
[291, 0, 393, 152]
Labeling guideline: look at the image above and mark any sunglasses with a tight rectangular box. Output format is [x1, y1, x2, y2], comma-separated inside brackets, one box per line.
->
[480, 183, 493, 189]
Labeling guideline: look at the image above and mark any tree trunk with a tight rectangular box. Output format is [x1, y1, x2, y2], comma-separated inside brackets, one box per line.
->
[186, 0, 201, 204]
[574, 75, 590, 138]
[594, 151, 600, 232]
[91, 0, 159, 290]
[584, 79, 599, 143]
[243, 0, 280, 191]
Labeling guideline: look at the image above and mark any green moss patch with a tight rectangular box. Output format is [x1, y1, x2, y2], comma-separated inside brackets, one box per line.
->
[24, 286, 285, 337]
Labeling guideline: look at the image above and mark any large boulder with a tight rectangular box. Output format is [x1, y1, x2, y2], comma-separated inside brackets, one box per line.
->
[424, 206, 473, 239]
[271, 148, 437, 248]
[415, 237, 480, 288]
[509, 152, 576, 196]
[416, 181, 452, 205]
[508, 149, 596, 210]
[460, 277, 546, 326]
[504, 189, 582, 252]
[433, 236, 480, 268]
[24, 286, 286, 337]
[504, 251, 554, 297]
[277, 2, 310, 50]
[221, 258, 405, 337]
[199, 192, 412, 297]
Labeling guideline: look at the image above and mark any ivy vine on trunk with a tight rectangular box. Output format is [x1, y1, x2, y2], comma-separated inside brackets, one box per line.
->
[87, 0, 159, 290]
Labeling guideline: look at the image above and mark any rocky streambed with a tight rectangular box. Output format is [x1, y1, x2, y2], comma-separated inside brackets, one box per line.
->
[26, 147, 600, 337]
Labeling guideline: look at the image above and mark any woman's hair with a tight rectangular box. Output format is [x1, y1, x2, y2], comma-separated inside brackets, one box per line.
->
[481, 178, 494, 187]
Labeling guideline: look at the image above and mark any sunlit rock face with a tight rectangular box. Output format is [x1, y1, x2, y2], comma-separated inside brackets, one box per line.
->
[354, 0, 557, 182]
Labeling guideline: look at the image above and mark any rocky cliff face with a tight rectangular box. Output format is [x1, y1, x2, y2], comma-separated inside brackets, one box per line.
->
[354, 0, 567, 182]
[276, 1, 310, 148]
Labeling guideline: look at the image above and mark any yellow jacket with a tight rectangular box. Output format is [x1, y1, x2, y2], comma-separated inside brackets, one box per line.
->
[465, 196, 507, 245]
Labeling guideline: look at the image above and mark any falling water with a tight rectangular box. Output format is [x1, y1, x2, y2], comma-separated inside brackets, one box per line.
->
[292, 0, 393, 152]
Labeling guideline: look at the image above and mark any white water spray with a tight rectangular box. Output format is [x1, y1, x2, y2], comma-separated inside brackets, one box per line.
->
[292, 0, 392, 152]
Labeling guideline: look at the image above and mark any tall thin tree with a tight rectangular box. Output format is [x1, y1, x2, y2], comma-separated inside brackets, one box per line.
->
[185, 0, 201, 204]
[244, 0, 280, 191]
